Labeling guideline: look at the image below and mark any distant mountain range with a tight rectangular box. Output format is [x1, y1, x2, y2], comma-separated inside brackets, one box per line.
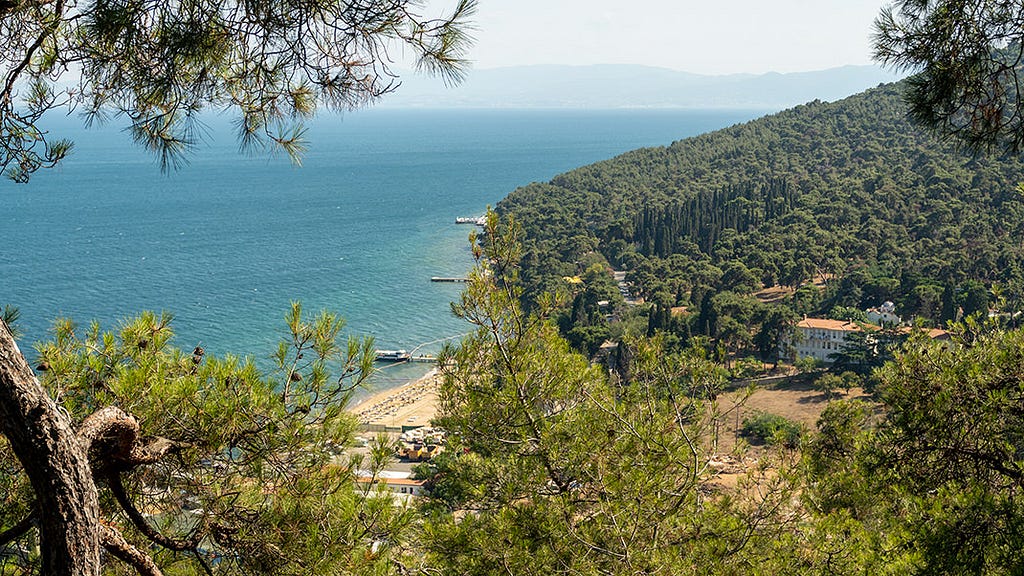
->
[380, 64, 905, 110]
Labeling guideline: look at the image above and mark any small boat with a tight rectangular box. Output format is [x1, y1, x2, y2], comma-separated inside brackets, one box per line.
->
[375, 349, 411, 362]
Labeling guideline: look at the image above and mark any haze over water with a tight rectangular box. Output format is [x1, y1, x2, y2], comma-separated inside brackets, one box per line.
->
[2, 108, 764, 389]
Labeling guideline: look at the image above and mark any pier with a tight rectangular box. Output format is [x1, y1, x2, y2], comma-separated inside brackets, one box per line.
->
[375, 350, 438, 364]
[373, 332, 471, 368]
[431, 276, 468, 283]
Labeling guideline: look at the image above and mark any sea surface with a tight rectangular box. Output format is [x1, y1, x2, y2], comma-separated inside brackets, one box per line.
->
[1, 108, 766, 392]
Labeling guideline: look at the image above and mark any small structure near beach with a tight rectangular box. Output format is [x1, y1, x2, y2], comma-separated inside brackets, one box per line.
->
[354, 470, 427, 503]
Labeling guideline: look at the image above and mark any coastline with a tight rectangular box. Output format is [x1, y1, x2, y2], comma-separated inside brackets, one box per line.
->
[349, 368, 440, 429]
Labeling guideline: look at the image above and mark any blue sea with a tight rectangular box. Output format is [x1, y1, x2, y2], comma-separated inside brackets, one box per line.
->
[1, 108, 765, 391]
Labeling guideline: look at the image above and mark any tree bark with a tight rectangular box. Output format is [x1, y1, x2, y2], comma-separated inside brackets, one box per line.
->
[0, 320, 101, 575]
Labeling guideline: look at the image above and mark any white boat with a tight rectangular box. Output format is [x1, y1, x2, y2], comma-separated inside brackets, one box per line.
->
[375, 349, 411, 362]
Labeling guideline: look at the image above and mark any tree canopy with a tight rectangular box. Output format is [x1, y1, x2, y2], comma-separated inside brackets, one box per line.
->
[0, 0, 475, 181]
[421, 215, 805, 575]
[497, 81, 1024, 359]
[9, 1, 1024, 573]
[806, 324, 1024, 573]
[874, 0, 1024, 154]
[0, 1, 476, 572]
[0, 305, 416, 575]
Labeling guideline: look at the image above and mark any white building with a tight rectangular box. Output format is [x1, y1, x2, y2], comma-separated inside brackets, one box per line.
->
[354, 470, 428, 501]
[866, 301, 901, 325]
[788, 316, 950, 365]
[791, 317, 865, 364]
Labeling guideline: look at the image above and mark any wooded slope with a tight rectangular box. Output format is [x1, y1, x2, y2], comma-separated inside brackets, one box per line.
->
[499, 82, 1024, 320]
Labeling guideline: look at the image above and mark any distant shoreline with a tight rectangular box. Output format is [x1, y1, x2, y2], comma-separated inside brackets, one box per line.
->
[9, 109, 750, 373]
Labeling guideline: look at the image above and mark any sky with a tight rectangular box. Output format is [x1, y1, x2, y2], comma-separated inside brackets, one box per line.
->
[433, 0, 892, 75]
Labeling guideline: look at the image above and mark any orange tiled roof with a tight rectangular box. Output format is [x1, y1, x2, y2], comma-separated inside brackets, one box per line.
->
[796, 318, 864, 331]
[896, 326, 951, 340]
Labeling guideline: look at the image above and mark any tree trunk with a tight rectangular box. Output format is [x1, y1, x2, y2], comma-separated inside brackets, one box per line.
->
[0, 320, 101, 575]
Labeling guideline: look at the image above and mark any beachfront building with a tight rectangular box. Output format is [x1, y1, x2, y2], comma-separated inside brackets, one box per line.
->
[790, 317, 864, 364]
[354, 470, 427, 503]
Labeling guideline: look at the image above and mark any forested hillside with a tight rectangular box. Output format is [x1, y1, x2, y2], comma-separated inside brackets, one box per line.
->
[498, 82, 1024, 353]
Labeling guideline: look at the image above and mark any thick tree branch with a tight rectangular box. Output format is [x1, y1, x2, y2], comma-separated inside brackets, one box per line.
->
[99, 524, 163, 576]
[0, 319, 101, 575]
[78, 406, 179, 472]
[0, 512, 35, 548]
[107, 471, 202, 552]
[79, 407, 140, 470]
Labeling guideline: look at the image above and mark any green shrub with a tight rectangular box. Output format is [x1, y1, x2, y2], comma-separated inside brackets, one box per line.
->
[730, 356, 765, 379]
[795, 355, 823, 374]
[814, 373, 844, 399]
[741, 411, 804, 448]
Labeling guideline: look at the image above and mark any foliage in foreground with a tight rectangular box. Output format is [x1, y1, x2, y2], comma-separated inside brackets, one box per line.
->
[874, 1, 1024, 154]
[421, 214, 806, 575]
[1, 304, 412, 575]
[0, 0, 477, 182]
[806, 325, 1024, 574]
[423, 217, 1024, 575]
[8, 217, 1024, 575]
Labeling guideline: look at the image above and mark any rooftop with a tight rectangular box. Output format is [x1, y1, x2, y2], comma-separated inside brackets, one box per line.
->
[355, 476, 425, 486]
[796, 318, 865, 331]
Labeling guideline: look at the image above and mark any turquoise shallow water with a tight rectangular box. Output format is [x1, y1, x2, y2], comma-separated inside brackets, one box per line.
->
[1, 108, 765, 392]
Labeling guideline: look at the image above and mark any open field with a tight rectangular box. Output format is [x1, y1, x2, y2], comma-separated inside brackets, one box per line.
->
[709, 376, 872, 487]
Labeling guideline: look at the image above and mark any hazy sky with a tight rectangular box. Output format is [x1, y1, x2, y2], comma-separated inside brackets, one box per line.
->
[446, 1, 891, 75]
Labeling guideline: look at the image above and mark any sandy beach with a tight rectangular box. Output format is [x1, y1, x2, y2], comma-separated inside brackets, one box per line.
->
[349, 369, 441, 428]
